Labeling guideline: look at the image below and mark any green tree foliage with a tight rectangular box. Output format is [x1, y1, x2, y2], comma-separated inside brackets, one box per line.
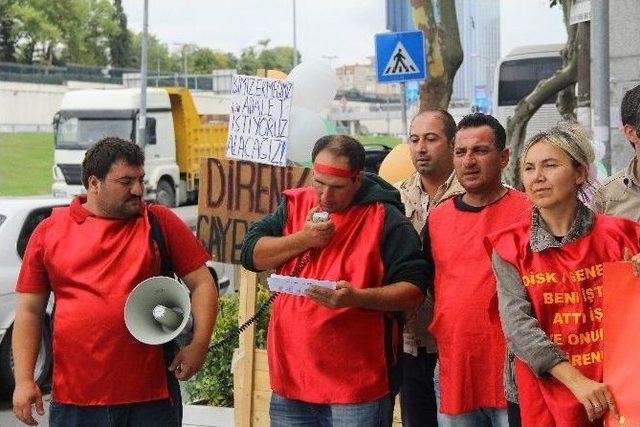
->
[9, 0, 63, 64]
[236, 46, 261, 75]
[8, 0, 117, 66]
[0, 0, 17, 62]
[3, 2, 299, 79]
[187, 289, 271, 406]
[129, 31, 179, 72]
[236, 39, 300, 76]
[189, 47, 236, 74]
[259, 46, 297, 74]
[109, 0, 131, 67]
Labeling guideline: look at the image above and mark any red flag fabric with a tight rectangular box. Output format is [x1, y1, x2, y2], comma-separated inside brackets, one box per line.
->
[603, 262, 640, 427]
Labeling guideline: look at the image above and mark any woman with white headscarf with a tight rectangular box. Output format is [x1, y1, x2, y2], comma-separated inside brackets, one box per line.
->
[485, 123, 640, 427]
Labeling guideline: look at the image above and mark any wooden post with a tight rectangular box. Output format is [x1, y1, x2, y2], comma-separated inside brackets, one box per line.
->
[237, 266, 258, 426]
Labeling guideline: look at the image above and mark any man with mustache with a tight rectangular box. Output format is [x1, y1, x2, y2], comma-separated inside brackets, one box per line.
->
[395, 110, 463, 426]
[241, 135, 429, 427]
[426, 114, 530, 426]
[12, 137, 217, 427]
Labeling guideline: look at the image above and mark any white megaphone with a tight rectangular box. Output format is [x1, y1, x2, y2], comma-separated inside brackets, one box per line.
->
[124, 276, 193, 345]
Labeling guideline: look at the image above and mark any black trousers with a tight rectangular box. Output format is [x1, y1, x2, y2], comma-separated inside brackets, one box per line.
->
[507, 401, 521, 427]
[400, 348, 438, 427]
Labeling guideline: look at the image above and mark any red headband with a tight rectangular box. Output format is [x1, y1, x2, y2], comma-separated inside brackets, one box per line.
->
[313, 162, 359, 178]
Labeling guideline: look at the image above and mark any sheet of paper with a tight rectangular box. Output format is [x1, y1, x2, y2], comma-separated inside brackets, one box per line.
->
[267, 274, 336, 296]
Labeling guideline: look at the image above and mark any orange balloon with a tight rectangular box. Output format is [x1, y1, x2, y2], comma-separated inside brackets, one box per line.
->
[378, 143, 416, 184]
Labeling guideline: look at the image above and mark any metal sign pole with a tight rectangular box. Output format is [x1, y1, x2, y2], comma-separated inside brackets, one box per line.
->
[401, 81, 407, 136]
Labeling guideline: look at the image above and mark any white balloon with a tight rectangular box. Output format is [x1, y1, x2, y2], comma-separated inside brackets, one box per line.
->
[287, 107, 326, 164]
[286, 59, 338, 112]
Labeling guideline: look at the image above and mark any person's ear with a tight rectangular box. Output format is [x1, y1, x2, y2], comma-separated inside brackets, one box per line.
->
[623, 124, 640, 145]
[576, 165, 588, 187]
[87, 175, 101, 194]
[500, 148, 510, 168]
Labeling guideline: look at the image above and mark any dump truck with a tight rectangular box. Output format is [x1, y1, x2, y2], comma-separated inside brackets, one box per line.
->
[52, 87, 228, 206]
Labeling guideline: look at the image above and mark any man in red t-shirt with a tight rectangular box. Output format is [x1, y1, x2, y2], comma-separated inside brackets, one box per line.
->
[12, 137, 217, 427]
[426, 114, 531, 427]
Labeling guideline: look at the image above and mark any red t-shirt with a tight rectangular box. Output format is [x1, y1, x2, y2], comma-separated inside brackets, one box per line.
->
[16, 196, 210, 405]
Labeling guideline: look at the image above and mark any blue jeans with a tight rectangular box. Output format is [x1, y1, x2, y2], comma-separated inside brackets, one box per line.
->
[49, 398, 180, 427]
[269, 392, 394, 427]
[434, 362, 508, 427]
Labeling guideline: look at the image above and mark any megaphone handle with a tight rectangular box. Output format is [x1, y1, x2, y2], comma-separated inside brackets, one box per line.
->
[153, 305, 183, 330]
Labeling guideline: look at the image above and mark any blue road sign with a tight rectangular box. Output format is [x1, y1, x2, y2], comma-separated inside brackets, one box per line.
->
[375, 30, 426, 84]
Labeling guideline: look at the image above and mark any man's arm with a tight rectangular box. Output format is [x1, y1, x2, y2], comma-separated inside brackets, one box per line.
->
[169, 265, 217, 381]
[13, 292, 48, 426]
[151, 206, 218, 381]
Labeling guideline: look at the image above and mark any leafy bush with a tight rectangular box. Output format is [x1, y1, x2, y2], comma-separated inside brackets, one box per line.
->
[187, 288, 271, 406]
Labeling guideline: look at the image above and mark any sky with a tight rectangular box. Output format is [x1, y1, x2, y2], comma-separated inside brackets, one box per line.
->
[122, 0, 567, 68]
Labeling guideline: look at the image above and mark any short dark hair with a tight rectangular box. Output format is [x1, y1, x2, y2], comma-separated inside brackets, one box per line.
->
[621, 84, 640, 129]
[457, 113, 506, 151]
[410, 109, 457, 142]
[311, 135, 365, 172]
[81, 137, 144, 188]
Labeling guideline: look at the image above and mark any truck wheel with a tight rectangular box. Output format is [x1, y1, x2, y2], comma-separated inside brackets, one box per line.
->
[156, 179, 176, 207]
[0, 319, 53, 399]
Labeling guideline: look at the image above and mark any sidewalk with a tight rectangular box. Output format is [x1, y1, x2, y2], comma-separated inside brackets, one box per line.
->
[183, 405, 234, 427]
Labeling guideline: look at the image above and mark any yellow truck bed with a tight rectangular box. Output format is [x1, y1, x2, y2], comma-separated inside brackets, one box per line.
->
[165, 87, 228, 191]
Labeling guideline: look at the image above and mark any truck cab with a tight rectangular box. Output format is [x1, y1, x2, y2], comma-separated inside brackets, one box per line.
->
[52, 88, 227, 207]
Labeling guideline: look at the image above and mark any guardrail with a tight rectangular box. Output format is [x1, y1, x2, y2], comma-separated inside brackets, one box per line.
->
[0, 124, 53, 133]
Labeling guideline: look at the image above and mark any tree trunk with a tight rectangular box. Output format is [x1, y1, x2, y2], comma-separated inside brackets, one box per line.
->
[576, 21, 591, 128]
[556, 1, 577, 121]
[411, 0, 463, 110]
[504, 1, 578, 187]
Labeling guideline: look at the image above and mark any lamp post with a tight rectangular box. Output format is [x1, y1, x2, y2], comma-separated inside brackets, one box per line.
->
[592, 0, 610, 174]
[137, 0, 149, 148]
[321, 55, 338, 68]
[292, 0, 298, 68]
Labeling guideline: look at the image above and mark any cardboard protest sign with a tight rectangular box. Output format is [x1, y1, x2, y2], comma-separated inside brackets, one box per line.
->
[226, 75, 293, 167]
[603, 262, 640, 427]
[197, 157, 312, 264]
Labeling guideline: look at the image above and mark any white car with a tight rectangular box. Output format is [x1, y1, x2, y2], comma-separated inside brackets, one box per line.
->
[0, 197, 71, 399]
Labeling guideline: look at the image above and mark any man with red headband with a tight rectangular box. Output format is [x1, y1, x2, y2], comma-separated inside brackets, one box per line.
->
[241, 135, 429, 427]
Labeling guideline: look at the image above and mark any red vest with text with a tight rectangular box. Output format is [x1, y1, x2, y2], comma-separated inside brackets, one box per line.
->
[268, 187, 398, 403]
[428, 190, 531, 414]
[486, 213, 640, 427]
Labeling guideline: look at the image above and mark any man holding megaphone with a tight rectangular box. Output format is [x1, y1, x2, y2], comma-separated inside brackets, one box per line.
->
[12, 137, 217, 427]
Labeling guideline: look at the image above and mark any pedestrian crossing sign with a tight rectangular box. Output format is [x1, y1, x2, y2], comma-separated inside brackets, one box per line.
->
[375, 31, 426, 83]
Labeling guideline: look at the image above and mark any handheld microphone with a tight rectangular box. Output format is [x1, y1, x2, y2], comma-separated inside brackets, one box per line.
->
[312, 211, 329, 223]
